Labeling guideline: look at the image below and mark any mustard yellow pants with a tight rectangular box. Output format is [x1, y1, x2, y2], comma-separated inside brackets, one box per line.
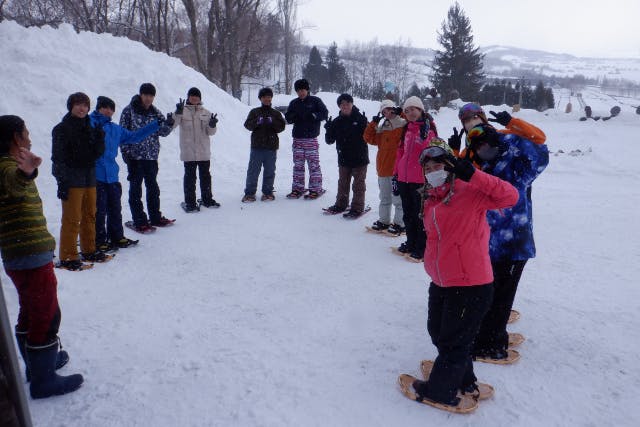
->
[59, 187, 96, 261]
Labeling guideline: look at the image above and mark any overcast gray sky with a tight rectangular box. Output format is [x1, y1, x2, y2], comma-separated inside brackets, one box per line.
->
[296, 0, 640, 58]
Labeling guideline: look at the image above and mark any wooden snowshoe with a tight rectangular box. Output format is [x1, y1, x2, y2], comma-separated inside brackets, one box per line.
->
[397, 374, 478, 414]
[508, 332, 525, 347]
[474, 349, 520, 365]
[508, 309, 520, 324]
[420, 360, 494, 400]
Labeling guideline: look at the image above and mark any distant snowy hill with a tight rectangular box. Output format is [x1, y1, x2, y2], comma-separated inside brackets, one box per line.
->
[1, 21, 639, 427]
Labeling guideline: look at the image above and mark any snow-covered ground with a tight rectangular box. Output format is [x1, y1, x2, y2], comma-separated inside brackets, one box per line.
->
[1, 21, 640, 427]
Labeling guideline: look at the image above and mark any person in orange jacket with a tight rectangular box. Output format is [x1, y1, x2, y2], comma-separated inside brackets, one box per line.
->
[363, 100, 406, 235]
[448, 103, 545, 161]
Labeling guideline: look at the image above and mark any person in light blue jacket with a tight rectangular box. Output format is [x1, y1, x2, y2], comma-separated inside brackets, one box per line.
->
[90, 96, 158, 251]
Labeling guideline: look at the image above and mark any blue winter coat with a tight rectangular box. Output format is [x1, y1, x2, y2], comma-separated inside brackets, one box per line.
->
[90, 110, 159, 183]
[284, 95, 328, 139]
[119, 95, 173, 161]
[480, 133, 549, 261]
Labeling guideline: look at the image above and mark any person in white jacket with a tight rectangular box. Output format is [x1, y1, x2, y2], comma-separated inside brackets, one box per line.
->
[172, 87, 219, 211]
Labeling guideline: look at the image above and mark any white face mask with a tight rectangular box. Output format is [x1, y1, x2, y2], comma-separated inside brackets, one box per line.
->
[426, 169, 449, 187]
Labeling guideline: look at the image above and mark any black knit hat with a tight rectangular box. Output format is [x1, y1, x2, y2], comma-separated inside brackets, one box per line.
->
[258, 87, 273, 99]
[139, 83, 156, 96]
[337, 93, 354, 106]
[96, 96, 116, 111]
[66, 92, 91, 112]
[187, 87, 202, 99]
[294, 79, 310, 91]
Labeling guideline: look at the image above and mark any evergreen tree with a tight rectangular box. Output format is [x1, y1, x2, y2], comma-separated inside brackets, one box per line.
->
[533, 81, 547, 110]
[430, 2, 485, 101]
[302, 46, 328, 91]
[406, 82, 422, 98]
[325, 42, 350, 93]
[371, 81, 386, 101]
[545, 87, 555, 110]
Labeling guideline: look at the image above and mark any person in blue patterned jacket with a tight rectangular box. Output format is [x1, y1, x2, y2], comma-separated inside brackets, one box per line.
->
[119, 83, 174, 232]
[464, 123, 549, 363]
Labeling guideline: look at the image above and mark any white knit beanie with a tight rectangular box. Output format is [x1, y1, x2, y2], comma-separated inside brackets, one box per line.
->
[379, 99, 396, 113]
[403, 96, 424, 112]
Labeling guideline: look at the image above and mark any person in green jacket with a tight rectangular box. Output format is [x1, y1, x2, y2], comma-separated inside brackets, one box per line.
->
[0, 115, 83, 399]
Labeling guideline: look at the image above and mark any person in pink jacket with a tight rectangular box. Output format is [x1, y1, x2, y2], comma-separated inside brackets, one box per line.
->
[408, 139, 518, 410]
[392, 96, 437, 261]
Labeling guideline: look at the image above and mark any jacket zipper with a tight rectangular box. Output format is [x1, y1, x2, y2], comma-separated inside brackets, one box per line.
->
[432, 206, 444, 285]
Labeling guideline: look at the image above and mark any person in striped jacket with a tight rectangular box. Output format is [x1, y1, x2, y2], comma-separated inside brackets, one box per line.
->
[0, 115, 83, 399]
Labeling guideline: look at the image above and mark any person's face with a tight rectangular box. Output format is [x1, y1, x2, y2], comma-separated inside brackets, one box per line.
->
[296, 88, 308, 99]
[260, 95, 272, 106]
[462, 115, 483, 132]
[423, 159, 445, 174]
[404, 106, 422, 122]
[140, 93, 155, 108]
[15, 126, 31, 151]
[98, 107, 114, 118]
[188, 95, 201, 105]
[381, 107, 395, 119]
[339, 101, 353, 116]
[70, 102, 89, 118]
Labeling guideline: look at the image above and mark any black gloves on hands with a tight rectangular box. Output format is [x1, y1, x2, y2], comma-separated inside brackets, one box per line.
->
[165, 113, 175, 127]
[447, 127, 462, 151]
[488, 110, 512, 127]
[443, 156, 475, 182]
[209, 113, 218, 128]
[175, 98, 185, 115]
[372, 113, 382, 124]
[391, 175, 399, 196]
[57, 187, 68, 201]
[324, 116, 333, 130]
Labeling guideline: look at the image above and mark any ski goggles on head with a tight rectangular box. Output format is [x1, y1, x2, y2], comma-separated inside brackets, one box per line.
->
[458, 103, 484, 121]
[466, 124, 498, 148]
[419, 146, 448, 165]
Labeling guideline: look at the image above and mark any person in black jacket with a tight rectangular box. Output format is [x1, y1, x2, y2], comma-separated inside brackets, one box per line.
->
[284, 79, 328, 199]
[242, 88, 286, 202]
[51, 92, 106, 269]
[324, 93, 369, 217]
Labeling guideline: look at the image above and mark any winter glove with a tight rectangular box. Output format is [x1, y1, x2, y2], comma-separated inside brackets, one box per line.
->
[447, 127, 462, 151]
[175, 98, 185, 115]
[391, 175, 399, 196]
[372, 113, 382, 123]
[392, 106, 403, 116]
[209, 113, 218, 128]
[257, 116, 264, 126]
[265, 116, 272, 124]
[165, 113, 175, 127]
[488, 110, 512, 127]
[57, 186, 68, 201]
[324, 116, 333, 130]
[443, 156, 475, 182]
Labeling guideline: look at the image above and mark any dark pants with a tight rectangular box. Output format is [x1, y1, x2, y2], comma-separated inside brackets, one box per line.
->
[127, 159, 161, 226]
[6, 262, 61, 345]
[335, 165, 367, 211]
[425, 282, 493, 404]
[184, 161, 213, 206]
[244, 149, 277, 196]
[96, 181, 124, 244]
[398, 182, 425, 255]
[474, 260, 528, 353]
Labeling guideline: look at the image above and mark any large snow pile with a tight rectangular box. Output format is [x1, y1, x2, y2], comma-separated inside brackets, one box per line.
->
[1, 21, 639, 427]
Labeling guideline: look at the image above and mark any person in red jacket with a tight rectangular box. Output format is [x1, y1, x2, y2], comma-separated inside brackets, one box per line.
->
[392, 96, 437, 261]
[408, 139, 518, 410]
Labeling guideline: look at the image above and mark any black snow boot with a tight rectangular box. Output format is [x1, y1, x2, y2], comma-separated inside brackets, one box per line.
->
[15, 330, 69, 382]
[27, 340, 83, 399]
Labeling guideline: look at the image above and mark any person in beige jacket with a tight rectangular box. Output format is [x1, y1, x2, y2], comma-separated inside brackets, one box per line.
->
[172, 87, 219, 211]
